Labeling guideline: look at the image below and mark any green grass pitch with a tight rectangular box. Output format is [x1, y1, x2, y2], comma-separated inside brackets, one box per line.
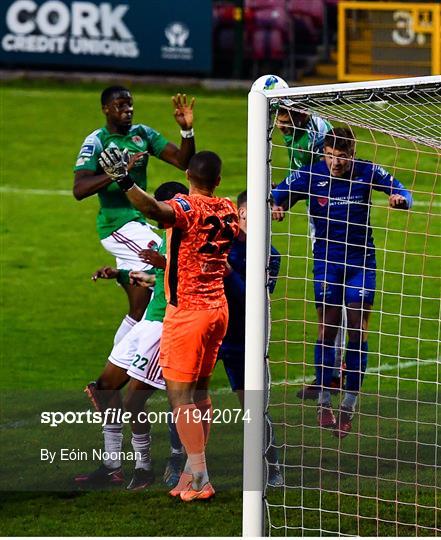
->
[0, 81, 440, 536]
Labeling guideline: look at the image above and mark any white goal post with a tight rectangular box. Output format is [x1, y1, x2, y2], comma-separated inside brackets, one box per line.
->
[243, 75, 441, 537]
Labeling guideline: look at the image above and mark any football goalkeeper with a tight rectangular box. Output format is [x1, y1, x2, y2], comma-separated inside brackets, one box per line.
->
[272, 127, 412, 438]
[217, 190, 283, 486]
[275, 102, 346, 400]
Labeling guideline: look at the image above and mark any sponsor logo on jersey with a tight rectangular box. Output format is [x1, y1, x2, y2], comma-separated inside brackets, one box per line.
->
[131, 135, 143, 147]
[174, 197, 191, 212]
[317, 196, 328, 207]
[328, 195, 364, 206]
[317, 181, 328, 187]
[80, 143, 94, 156]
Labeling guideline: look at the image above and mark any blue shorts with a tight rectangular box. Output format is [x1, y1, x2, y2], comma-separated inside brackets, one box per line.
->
[313, 261, 376, 307]
[218, 345, 245, 392]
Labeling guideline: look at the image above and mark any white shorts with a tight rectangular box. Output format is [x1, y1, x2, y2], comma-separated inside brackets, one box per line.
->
[101, 221, 161, 271]
[109, 319, 165, 390]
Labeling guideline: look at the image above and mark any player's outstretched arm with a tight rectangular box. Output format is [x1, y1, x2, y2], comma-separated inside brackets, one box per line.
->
[73, 170, 113, 200]
[159, 93, 195, 170]
[389, 194, 410, 209]
[91, 266, 119, 281]
[127, 185, 176, 224]
[129, 271, 156, 288]
[73, 153, 146, 201]
[98, 147, 176, 224]
[371, 165, 413, 209]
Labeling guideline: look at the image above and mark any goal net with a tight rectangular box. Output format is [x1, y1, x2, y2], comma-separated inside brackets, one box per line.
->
[243, 76, 441, 536]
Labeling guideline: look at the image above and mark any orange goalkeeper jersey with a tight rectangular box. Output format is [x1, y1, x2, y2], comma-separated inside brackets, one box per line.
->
[164, 193, 239, 310]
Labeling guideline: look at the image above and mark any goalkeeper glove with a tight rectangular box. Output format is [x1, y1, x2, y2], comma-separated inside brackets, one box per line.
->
[98, 147, 134, 191]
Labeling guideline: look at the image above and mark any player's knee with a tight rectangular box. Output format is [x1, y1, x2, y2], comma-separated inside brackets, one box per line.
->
[96, 374, 123, 392]
[321, 326, 338, 342]
[347, 328, 363, 344]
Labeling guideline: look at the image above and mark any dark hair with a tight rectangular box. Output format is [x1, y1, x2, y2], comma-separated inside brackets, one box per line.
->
[187, 151, 222, 189]
[237, 190, 247, 207]
[324, 127, 355, 154]
[154, 181, 189, 202]
[101, 86, 131, 106]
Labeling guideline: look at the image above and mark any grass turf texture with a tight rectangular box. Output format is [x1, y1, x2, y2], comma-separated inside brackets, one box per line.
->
[1, 81, 440, 536]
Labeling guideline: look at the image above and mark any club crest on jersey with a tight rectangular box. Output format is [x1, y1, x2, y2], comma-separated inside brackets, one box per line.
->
[131, 135, 143, 147]
[175, 197, 191, 212]
[317, 196, 328, 207]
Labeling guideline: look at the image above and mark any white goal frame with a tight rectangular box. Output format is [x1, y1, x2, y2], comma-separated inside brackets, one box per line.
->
[242, 74, 441, 537]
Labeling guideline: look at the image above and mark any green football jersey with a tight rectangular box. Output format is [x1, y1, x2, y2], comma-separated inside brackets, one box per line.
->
[117, 232, 167, 322]
[283, 115, 332, 170]
[74, 124, 168, 239]
[145, 232, 167, 323]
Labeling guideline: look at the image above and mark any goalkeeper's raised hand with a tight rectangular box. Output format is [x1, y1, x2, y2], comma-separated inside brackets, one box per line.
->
[99, 147, 128, 180]
[98, 147, 135, 191]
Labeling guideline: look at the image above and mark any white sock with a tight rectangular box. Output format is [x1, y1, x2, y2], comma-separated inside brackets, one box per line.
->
[187, 452, 209, 489]
[114, 315, 137, 345]
[318, 390, 331, 406]
[103, 423, 123, 468]
[342, 392, 358, 411]
[131, 432, 152, 470]
[182, 458, 191, 474]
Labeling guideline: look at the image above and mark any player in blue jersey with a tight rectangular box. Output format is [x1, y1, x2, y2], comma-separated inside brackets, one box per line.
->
[272, 127, 412, 437]
[217, 190, 283, 485]
[275, 105, 346, 400]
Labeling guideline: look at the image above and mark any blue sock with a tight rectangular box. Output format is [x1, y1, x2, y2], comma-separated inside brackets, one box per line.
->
[315, 340, 336, 388]
[345, 341, 368, 392]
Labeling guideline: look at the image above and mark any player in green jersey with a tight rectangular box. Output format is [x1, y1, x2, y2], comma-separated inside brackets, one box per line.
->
[276, 106, 332, 170]
[75, 182, 187, 490]
[274, 101, 346, 399]
[73, 86, 196, 347]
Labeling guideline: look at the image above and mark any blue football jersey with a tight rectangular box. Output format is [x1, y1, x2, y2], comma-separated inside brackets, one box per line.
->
[272, 159, 412, 265]
[222, 238, 281, 349]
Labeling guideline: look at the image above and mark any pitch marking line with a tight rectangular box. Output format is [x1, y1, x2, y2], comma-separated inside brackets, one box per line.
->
[0, 186, 72, 196]
[1, 186, 440, 208]
[270, 358, 439, 389]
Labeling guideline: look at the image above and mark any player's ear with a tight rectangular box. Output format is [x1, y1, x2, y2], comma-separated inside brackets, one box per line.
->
[215, 175, 221, 187]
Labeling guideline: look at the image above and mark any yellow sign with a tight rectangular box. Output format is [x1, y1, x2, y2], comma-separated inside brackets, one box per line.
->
[338, 2, 441, 81]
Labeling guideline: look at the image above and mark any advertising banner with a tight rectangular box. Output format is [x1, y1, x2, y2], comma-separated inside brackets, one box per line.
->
[0, 0, 212, 73]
